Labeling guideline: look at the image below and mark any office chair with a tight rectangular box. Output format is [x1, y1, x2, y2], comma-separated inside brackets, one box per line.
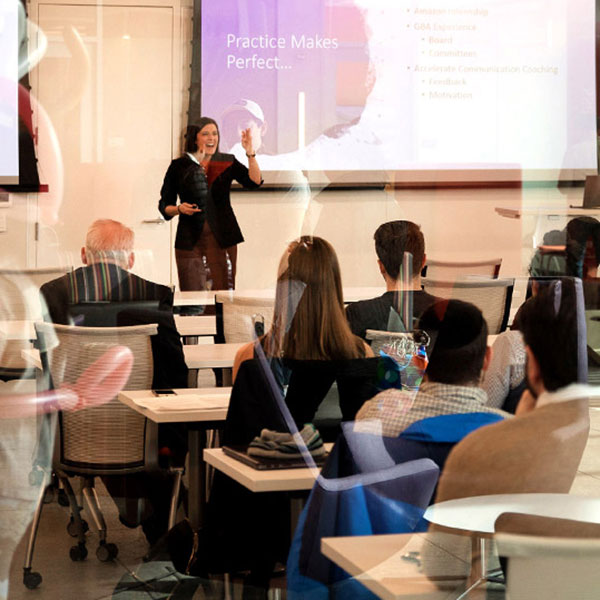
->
[214, 291, 274, 343]
[422, 258, 502, 280]
[422, 278, 514, 334]
[23, 322, 183, 588]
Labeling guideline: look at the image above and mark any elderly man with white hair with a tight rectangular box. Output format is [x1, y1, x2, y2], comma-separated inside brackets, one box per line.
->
[41, 219, 172, 323]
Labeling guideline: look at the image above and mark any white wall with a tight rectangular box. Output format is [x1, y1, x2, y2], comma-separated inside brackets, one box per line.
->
[232, 184, 582, 290]
[9, 0, 585, 290]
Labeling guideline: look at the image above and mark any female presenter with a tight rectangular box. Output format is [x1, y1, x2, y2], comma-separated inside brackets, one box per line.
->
[159, 117, 262, 290]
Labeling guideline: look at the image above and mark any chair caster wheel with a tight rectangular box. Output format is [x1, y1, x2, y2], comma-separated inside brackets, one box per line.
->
[69, 543, 88, 561]
[57, 489, 69, 507]
[67, 517, 89, 537]
[23, 569, 42, 589]
[96, 542, 118, 562]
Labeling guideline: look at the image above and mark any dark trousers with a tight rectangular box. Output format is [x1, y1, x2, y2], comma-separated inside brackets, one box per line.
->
[175, 223, 237, 291]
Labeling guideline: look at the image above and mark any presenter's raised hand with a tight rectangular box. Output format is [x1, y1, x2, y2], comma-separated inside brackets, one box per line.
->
[241, 127, 255, 156]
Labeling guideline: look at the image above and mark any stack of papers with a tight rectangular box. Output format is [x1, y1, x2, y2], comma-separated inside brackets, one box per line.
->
[135, 394, 229, 412]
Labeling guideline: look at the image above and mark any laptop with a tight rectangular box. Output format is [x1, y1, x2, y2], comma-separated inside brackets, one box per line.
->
[222, 445, 328, 470]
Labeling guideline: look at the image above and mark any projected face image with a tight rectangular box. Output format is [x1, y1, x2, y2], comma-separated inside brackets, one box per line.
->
[197, 124, 219, 156]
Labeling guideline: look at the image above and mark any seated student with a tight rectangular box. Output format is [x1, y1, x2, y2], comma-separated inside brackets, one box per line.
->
[425, 279, 591, 580]
[345, 220, 438, 339]
[40, 219, 173, 321]
[528, 217, 600, 309]
[355, 299, 510, 437]
[481, 329, 526, 411]
[41, 219, 187, 545]
[232, 236, 375, 428]
[491, 273, 586, 413]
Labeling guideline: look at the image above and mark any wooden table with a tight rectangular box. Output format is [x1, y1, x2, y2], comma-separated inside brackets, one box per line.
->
[183, 343, 245, 387]
[2, 317, 216, 340]
[205, 444, 332, 536]
[424, 493, 600, 534]
[321, 533, 468, 600]
[424, 493, 600, 599]
[212, 287, 386, 304]
[203, 447, 326, 493]
[23, 342, 245, 374]
[173, 315, 216, 337]
[496, 206, 600, 219]
[118, 387, 231, 529]
[495, 206, 600, 251]
[173, 291, 216, 306]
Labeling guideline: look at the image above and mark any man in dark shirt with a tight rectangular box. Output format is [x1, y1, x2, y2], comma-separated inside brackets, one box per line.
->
[346, 220, 437, 339]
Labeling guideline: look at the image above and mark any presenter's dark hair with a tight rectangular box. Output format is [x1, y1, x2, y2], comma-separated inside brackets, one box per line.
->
[374, 220, 425, 280]
[418, 299, 488, 385]
[184, 117, 220, 153]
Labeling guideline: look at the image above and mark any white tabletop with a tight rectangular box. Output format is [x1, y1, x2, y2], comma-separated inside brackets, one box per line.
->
[425, 493, 600, 535]
[23, 342, 244, 372]
[173, 315, 216, 337]
[0, 320, 36, 341]
[496, 206, 600, 219]
[118, 387, 231, 423]
[183, 342, 244, 369]
[203, 446, 331, 492]
[173, 291, 216, 306]
[212, 287, 386, 304]
[2, 316, 216, 340]
[321, 533, 467, 600]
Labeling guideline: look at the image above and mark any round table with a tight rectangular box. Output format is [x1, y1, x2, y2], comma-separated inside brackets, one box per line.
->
[423, 494, 600, 599]
[424, 493, 600, 534]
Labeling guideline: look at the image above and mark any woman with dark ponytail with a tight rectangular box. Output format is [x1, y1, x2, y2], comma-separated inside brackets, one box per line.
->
[159, 117, 262, 290]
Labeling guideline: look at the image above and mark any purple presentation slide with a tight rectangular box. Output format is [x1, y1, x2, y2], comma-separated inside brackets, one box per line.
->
[200, 0, 596, 179]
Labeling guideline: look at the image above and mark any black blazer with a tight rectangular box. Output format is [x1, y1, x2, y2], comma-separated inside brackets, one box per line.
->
[159, 152, 261, 249]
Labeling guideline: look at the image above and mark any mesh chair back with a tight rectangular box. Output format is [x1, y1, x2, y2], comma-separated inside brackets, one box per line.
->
[423, 258, 502, 280]
[35, 322, 157, 474]
[215, 292, 275, 343]
[422, 278, 514, 334]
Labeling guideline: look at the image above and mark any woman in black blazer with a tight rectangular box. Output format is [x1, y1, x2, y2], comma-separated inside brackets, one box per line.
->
[159, 118, 262, 290]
